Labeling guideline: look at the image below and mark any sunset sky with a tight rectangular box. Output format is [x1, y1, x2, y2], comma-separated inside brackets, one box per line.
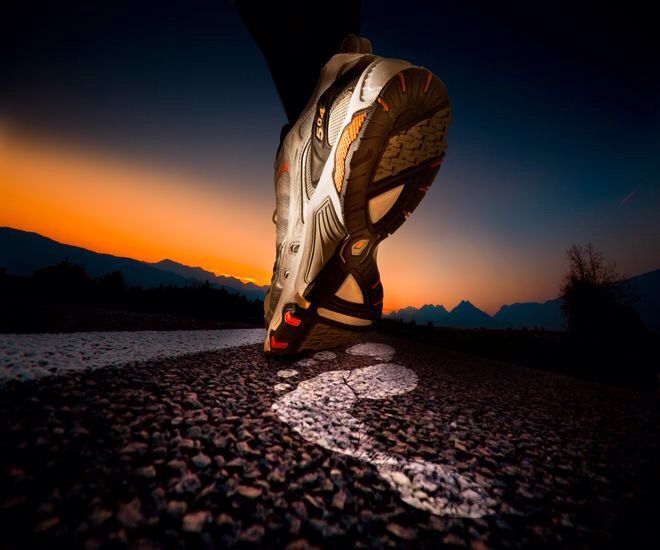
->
[2, 1, 658, 314]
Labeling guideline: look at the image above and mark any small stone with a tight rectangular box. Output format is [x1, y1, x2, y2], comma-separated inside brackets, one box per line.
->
[239, 524, 265, 543]
[268, 469, 286, 484]
[88, 507, 112, 527]
[117, 498, 143, 529]
[313, 351, 336, 361]
[286, 538, 309, 549]
[304, 494, 323, 510]
[386, 523, 416, 540]
[236, 441, 258, 455]
[226, 457, 246, 469]
[277, 369, 299, 379]
[175, 472, 201, 494]
[137, 465, 156, 478]
[294, 358, 317, 367]
[167, 459, 186, 471]
[332, 489, 346, 510]
[182, 511, 211, 533]
[274, 383, 293, 393]
[151, 487, 166, 511]
[454, 440, 467, 452]
[34, 517, 60, 532]
[238, 485, 262, 499]
[119, 442, 147, 455]
[191, 453, 211, 469]
[216, 513, 234, 527]
[183, 394, 203, 410]
[291, 500, 308, 520]
[167, 500, 187, 518]
[213, 435, 228, 449]
[178, 438, 196, 450]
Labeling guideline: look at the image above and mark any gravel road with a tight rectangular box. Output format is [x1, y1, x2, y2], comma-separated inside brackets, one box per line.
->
[0, 333, 657, 548]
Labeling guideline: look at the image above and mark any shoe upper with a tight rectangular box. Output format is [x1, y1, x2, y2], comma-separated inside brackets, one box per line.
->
[265, 51, 374, 325]
[264, 43, 416, 331]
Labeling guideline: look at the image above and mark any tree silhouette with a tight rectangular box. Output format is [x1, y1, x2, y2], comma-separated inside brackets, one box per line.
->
[560, 243, 652, 386]
[560, 244, 623, 334]
[33, 260, 93, 300]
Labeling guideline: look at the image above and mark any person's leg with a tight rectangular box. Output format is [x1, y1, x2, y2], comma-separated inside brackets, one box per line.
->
[236, 0, 361, 125]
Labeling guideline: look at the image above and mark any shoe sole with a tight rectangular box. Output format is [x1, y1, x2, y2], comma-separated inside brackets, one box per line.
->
[267, 67, 450, 355]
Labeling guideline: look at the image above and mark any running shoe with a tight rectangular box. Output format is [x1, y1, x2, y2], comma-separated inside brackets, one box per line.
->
[264, 36, 450, 354]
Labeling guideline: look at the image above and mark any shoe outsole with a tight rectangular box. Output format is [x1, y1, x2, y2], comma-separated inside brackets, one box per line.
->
[267, 68, 450, 355]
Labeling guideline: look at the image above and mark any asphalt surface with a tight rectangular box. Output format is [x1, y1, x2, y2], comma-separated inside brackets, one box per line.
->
[1, 334, 657, 548]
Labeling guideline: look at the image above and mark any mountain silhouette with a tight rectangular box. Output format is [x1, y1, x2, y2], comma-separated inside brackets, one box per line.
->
[390, 304, 448, 324]
[621, 269, 660, 332]
[388, 300, 496, 328]
[0, 227, 265, 299]
[388, 269, 659, 332]
[494, 299, 563, 330]
[150, 259, 266, 300]
[446, 300, 497, 328]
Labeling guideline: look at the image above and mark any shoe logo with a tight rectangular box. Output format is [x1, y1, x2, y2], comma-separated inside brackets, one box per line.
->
[315, 106, 326, 141]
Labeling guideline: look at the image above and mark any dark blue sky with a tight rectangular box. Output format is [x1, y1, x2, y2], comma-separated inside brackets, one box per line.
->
[2, 1, 658, 310]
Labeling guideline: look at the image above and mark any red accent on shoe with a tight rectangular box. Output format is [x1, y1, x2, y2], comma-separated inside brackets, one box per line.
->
[398, 73, 406, 93]
[276, 162, 289, 178]
[284, 311, 301, 326]
[423, 71, 433, 93]
[270, 335, 288, 349]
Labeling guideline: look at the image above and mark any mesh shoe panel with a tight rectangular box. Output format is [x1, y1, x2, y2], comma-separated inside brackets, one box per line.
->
[327, 89, 353, 146]
[275, 171, 290, 245]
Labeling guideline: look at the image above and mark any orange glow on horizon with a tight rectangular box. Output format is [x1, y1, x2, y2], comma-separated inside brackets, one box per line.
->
[0, 132, 274, 286]
[0, 131, 557, 314]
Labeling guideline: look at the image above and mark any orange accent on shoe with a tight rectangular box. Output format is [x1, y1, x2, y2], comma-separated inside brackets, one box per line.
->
[284, 311, 301, 326]
[373, 298, 384, 306]
[276, 162, 289, 178]
[371, 279, 381, 289]
[430, 157, 443, 167]
[333, 111, 367, 193]
[377, 97, 390, 112]
[294, 292, 311, 310]
[398, 73, 406, 93]
[270, 335, 288, 349]
[423, 71, 433, 93]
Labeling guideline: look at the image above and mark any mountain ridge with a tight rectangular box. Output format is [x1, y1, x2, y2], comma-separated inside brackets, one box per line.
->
[0, 227, 266, 300]
[2, 226, 657, 328]
[388, 269, 660, 331]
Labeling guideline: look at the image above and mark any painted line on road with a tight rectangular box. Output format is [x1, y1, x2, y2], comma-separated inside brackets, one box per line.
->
[0, 328, 265, 383]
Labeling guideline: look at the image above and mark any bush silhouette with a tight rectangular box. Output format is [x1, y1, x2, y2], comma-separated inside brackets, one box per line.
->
[33, 260, 93, 301]
[97, 271, 126, 301]
[560, 244, 652, 386]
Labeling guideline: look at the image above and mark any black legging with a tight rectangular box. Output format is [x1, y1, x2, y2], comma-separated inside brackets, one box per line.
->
[236, 0, 361, 125]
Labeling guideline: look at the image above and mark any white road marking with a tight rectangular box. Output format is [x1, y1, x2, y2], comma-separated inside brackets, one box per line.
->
[313, 351, 337, 361]
[346, 342, 396, 361]
[277, 369, 299, 379]
[0, 328, 265, 383]
[294, 358, 317, 367]
[272, 343, 494, 518]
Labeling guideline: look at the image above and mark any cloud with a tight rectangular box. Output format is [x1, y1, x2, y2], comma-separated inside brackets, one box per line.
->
[621, 187, 638, 205]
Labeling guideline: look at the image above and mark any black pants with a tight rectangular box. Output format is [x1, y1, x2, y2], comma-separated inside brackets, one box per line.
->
[236, 0, 361, 125]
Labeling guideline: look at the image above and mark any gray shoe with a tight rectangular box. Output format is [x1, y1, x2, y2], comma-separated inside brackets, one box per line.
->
[264, 40, 450, 354]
